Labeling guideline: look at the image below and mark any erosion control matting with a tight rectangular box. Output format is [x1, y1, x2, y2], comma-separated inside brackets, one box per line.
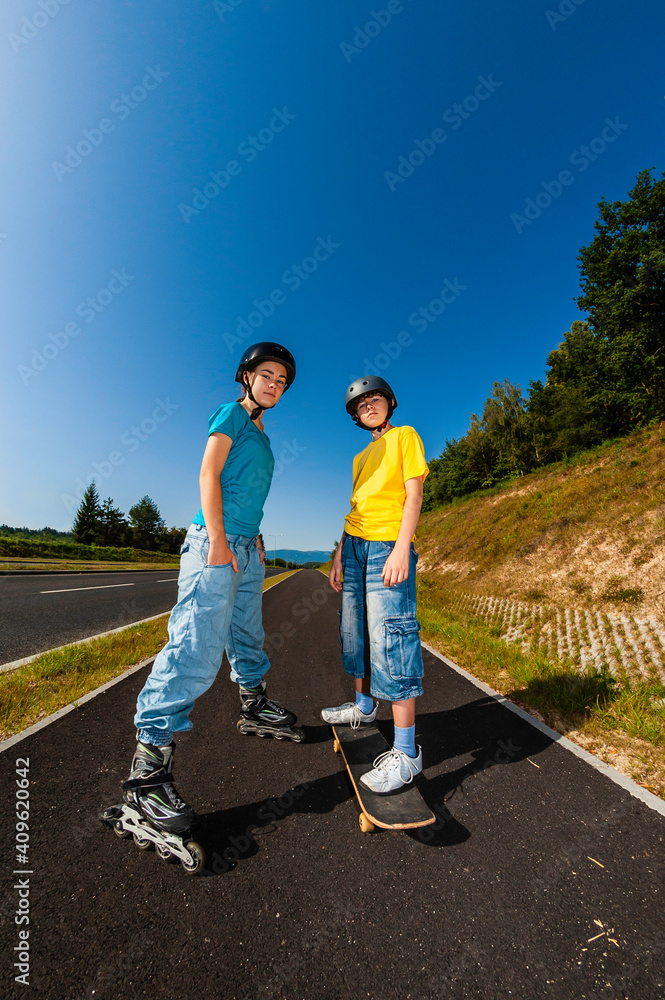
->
[1, 570, 664, 999]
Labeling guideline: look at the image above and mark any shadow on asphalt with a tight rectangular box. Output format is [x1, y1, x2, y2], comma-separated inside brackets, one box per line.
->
[196, 697, 553, 870]
[197, 768, 354, 877]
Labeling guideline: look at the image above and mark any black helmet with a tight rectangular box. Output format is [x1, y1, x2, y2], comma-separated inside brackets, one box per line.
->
[345, 376, 397, 428]
[235, 342, 296, 388]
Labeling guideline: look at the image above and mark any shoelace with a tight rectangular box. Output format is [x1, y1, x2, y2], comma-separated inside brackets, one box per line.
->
[350, 703, 374, 730]
[370, 749, 419, 784]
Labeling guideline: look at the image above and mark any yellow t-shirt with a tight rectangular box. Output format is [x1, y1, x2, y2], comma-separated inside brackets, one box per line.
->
[344, 425, 429, 541]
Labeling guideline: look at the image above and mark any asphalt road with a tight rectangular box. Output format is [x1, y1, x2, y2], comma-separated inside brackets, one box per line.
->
[0, 567, 284, 664]
[1, 569, 664, 999]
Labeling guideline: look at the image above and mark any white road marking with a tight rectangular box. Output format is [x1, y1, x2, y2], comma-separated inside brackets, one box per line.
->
[40, 583, 135, 594]
[157, 579, 178, 583]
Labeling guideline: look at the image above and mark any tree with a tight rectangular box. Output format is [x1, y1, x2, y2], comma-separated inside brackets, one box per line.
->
[576, 167, 665, 430]
[526, 321, 603, 460]
[99, 498, 127, 547]
[128, 496, 166, 550]
[156, 526, 188, 554]
[72, 483, 102, 544]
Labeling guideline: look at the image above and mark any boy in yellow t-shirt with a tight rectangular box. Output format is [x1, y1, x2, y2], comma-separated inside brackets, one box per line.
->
[321, 376, 429, 793]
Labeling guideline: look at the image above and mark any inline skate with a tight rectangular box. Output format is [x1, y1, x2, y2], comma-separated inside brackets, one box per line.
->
[99, 740, 206, 875]
[237, 680, 304, 742]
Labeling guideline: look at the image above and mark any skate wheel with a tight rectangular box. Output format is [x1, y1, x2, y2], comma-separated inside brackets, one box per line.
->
[133, 831, 154, 851]
[113, 821, 131, 839]
[291, 728, 305, 743]
[333, 738, 340, 754]
[181, 841, 206, 875]
[359, 813, 375, 834]
[156, 842, 177, 863]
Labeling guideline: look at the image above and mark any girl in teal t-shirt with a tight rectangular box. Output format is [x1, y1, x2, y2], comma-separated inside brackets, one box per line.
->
[123, 343, 302, 846]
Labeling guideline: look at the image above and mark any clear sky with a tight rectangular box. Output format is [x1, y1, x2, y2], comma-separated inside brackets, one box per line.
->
[1, 0, 664, 551]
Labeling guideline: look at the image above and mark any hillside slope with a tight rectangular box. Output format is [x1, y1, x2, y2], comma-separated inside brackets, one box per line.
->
[417, 423, 665, 622]
[415, 424, 665, 797]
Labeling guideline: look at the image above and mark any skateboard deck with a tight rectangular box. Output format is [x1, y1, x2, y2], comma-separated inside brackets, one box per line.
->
[332, 724, 435, 833]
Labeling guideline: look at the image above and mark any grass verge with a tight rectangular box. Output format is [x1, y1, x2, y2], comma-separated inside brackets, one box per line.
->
[418, 575, 665, 799]
[0, 569, 297, 742]
[0, 557, 180, 572]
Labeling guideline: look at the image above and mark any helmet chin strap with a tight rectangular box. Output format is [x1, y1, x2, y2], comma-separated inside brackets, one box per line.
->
[243, 372, 264, 421]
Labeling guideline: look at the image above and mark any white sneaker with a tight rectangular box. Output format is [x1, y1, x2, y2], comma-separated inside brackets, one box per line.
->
[320, 701, 378, 729]
[359, 746, 423, 794]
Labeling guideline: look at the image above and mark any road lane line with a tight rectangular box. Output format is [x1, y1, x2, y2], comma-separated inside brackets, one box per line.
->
[40, 583, 135, 594]
[157, 579, 178, 583]
[1, 570, 298, 674]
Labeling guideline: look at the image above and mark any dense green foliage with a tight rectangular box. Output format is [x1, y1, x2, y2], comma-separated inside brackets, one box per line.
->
[0, 524, 74, 541]
[0, 534, 178, 563]
[423, 169, 665, 511]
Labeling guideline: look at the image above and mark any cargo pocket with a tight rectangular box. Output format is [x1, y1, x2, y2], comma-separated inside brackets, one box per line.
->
[384, 617, 423, 680]
[338, 608, 354, 656]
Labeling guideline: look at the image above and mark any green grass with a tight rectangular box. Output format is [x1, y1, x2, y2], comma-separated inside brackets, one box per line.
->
[0, 534, 182, 564]
[0, 556, 179, 572]
[417, 575, 665, 796]
[0, 569, 297, 741]
[0, 617, 170, 741]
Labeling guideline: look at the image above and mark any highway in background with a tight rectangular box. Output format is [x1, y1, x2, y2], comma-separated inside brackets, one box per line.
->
[0, 567, 284, 664]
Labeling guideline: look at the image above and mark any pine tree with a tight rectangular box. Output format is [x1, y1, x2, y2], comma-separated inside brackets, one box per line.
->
[128, 496, 166, 551]
[72, 483, 102, 544]
[99, 498, 127, 547]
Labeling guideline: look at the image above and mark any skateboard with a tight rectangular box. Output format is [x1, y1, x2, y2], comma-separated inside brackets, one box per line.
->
[332, 724, 435, 834]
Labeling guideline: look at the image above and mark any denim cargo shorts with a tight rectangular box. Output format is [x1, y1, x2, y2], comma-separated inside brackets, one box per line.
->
[339, 534, 424, 702]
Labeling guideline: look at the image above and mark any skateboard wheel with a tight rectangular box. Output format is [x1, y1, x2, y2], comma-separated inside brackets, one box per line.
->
[359, 814, 374, 834]
[333, 739, 340, 754]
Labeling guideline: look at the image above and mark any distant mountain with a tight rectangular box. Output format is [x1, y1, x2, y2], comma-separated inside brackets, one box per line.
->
[266, 549, 331, 565]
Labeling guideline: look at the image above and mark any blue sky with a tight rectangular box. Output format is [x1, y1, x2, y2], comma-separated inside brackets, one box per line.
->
[1, 0, 664, 551]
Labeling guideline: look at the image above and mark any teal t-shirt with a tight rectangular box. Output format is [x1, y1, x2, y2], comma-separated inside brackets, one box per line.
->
[192, 402, 275, 536]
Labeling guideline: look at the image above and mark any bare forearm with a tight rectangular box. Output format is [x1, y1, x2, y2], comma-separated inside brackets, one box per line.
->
[199, 470, 227, 543]
[394, 494, 423, 551]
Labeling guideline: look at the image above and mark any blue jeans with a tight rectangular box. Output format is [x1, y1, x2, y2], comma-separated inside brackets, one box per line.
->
[340, 536, 424, 702]
[134, 523, 269, 736]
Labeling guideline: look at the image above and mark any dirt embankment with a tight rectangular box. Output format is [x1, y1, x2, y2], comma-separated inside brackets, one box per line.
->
[417, 424, 665, 622]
